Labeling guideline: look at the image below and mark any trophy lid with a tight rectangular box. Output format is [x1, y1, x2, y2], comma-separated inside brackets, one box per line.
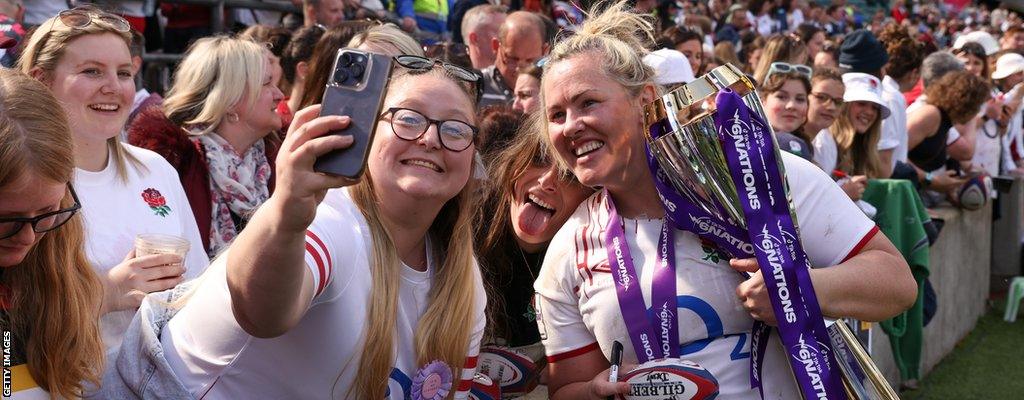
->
[644, 63, 756, 134]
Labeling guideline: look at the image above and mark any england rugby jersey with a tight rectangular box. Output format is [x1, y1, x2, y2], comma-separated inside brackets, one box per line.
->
[534, 153, 878, 399]
[162, 188, 486, 399]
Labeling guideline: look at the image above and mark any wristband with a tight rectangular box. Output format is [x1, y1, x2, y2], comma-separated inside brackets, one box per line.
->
[923, 171, 934, 187]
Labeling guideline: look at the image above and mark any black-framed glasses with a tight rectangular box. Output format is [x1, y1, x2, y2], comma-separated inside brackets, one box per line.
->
[0, 185, 82, 240]
[810, 92, 845, 107]
[53, 7, 132, 33]
[768, 62, 813, 80]
[393, 55, 483, 104]
[379, 107, 478, 152]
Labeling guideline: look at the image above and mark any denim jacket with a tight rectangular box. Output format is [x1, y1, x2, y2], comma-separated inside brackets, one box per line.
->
[86, 283, 196, 400]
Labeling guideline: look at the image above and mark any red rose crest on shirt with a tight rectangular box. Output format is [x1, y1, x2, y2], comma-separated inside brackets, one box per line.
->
[141, 188, 172, 217]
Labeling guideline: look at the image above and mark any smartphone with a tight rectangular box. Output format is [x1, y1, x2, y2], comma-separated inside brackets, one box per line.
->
[314, 48, 393, 178]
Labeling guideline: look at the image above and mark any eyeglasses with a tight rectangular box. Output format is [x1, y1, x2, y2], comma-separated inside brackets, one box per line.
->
[810, 92, 845, 107]
[379, 107, 478, 152]
[0, 185, 81, 240]
[53, 8, 132, 33]
[767, 62, 813, 80]
[393, 55, 483, 104]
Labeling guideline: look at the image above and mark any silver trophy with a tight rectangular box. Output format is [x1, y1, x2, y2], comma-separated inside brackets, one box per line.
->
[643, 63, 898, 400]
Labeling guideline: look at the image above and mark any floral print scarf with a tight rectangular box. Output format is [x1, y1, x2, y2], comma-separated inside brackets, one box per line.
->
[196, 133, 271, 257]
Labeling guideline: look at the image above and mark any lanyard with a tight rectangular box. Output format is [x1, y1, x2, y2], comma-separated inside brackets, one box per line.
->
[605, 192, 678, 363]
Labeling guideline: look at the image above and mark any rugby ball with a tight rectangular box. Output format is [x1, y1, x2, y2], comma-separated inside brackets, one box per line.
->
[468, 373, 501, 400]
[622, 358, 719, 400]
[477, 346, 542, 396]
[954, 173, 991, 211]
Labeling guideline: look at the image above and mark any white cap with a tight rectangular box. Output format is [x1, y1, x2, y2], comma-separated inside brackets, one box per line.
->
[644, 48, 695, 86]
[841, 72, 891, 119]
[953, 31, 999, 56]
[992, 53, 1024, 80]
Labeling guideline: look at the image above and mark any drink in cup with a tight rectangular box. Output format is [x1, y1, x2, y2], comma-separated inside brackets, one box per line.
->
[134, 233, 190, 260]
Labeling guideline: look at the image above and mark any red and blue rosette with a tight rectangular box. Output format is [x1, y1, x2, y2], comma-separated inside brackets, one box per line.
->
[411, 360, 453, 400]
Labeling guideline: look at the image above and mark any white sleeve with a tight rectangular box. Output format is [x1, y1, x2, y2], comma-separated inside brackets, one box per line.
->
[533, 219, 600, 362]
[811, 130, 837, 173]
[303, 189, 364, 300]
[783, 153, 879, 268]
[947, 126, 961, 145]
[454, 265, 488, 399]
[878, 115, 901, 151]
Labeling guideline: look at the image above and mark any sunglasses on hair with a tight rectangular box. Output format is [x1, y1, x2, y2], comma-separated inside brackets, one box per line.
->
[393, 55, 483, 103]
[767, 62, 813, 80]
[53, 8, 131, 33]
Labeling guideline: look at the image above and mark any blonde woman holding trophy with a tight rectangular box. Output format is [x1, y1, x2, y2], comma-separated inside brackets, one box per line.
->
[532, 2, 917, 399]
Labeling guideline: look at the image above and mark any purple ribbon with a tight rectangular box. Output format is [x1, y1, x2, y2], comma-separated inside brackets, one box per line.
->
[715, 90, 845, 400]
[604, 194, 678, 363]
[645, 147, 755, 259]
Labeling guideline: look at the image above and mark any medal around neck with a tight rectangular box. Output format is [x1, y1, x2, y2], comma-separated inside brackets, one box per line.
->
[621, 358, 719, 400]
[411, 360, 453, 400]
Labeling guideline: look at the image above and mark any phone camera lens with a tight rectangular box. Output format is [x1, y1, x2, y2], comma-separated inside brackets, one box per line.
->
[333, 68, 349, 84]
[348, 63, 365, 79]
[339, 53, 353, 67]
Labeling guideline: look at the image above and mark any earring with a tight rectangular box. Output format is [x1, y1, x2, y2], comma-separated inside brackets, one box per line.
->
[227, 112, 240, 123]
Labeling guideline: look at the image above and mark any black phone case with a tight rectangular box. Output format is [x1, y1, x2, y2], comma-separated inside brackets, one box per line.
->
[314, 48, 393, 178]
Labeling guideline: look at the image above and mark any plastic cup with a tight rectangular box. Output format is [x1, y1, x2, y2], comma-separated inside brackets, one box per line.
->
[134, 233, 190, 259]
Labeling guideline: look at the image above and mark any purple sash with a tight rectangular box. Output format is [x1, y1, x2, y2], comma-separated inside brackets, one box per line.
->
[604, 194, 678, 363]
[715, 90, 845, 400]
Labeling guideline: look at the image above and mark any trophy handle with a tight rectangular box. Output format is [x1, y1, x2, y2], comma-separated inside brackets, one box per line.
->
[829, 320, 901, 400]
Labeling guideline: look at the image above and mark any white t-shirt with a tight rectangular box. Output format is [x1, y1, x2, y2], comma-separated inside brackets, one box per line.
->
[75, 144, 209, 353]
[880, 76, 909, 169]
[534, 153, 878, 399]
[161, 188, 487, 399]
[812, 128, 838, 173]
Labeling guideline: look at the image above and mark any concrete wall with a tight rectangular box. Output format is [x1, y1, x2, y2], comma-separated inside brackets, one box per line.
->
[869, 204, 993, 387]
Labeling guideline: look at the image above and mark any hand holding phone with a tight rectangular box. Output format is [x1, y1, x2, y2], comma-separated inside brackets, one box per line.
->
[314, 48, 393, 178]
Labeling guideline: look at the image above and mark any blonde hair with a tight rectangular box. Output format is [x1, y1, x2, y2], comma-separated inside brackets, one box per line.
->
[348, 24, 424, 56]
[830, 103, 886, 178]
[752, 34, 809, 85]
[17, 6, 142, 182]
[348, 68, 479, 399]
[162, 36, 267, 136]
[0, 68, 104, 398]
[539, 1, 656, 169]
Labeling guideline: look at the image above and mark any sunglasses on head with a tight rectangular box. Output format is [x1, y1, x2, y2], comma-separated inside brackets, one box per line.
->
[767, 62, 813, 80]
[393, 55, 483, 104]
[52, 7, 131, 33]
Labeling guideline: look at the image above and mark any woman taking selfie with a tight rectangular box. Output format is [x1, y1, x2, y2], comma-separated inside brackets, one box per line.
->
[103, 56, 488, 399]
[18, 6, 208, 352]
[0, 69, 104, 399]
[533, 2, 916, 399]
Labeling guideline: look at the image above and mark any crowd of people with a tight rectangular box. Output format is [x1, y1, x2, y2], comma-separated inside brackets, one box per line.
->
[0, 0, 1019, 398]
